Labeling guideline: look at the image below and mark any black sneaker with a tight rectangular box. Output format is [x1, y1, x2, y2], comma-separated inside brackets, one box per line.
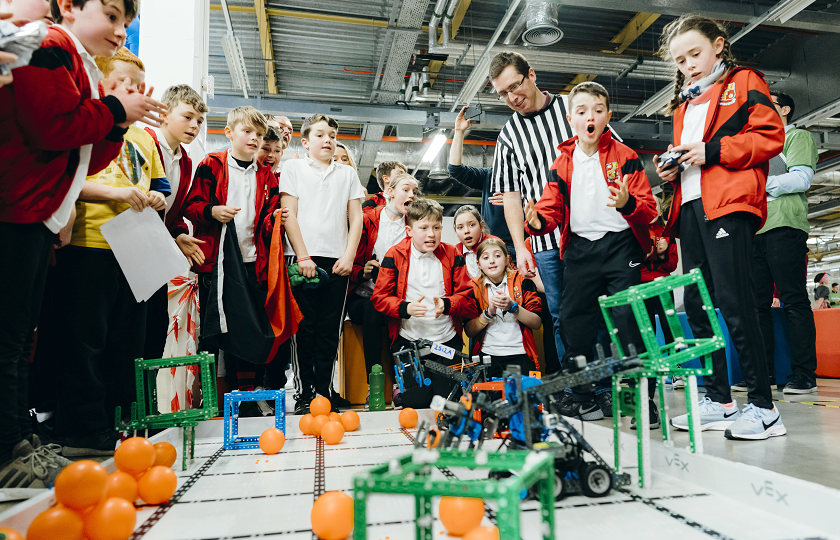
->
[294, 399, 311, 416]
[596, 392, 614, 418]
[61, 430, 119, 457]
[557, 398, 604, 421]
[254, 387, 276, 417]
[732, 380, 777, 391]
[330, 392, 351, 411]
[631, 400, 661, 430]
[783, 375, 817, 395]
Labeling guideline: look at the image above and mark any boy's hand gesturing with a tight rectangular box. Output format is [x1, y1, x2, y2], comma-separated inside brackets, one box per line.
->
[108, 78, 166, 128]
[607, 176, 630, 209]
[524, 199, 542, 230]
[212, 206, 240, 223]
[407, 296, 428, 318]
[433, 297, 446, 318]
[175, 234, 206, 266]
[273, 207, 289, 226]
[363, 257, 380, 281]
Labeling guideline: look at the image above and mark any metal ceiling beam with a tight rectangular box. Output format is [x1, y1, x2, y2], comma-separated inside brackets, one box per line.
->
[553, 0, 840, 34]
[254, 0, 277, 94]
[209, 3, 430, 31]
[563, 11, 660, 93]
[207, 94, 429, 125]
[372, 0, 431, 105]
[427, 0, 472, 88]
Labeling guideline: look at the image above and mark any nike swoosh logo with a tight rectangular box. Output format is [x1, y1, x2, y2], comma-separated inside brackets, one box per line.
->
[629, 262, 640, 267]
[762, 416, 779, 431]
[723, 410, 738, 418]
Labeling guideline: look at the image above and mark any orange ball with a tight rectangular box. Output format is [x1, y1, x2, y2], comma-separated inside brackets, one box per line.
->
[399, 408, 418, 428]
[26, 506, 84, 540]
[329, 411, 342, 423]
[310, 415, 330, 437]
[83, 498, 137, 540]
[259, 428, 286, 454]
[104, 471, 138, 503]
[464, 526, 500, 540]
[0, 528, 25, 540]
[340, 410, 360, 431]
[321, 420, 345, 445]
[311, 491, 353, 540]
[439, 496, 485, 537]
[54, 460, 108, 511]
[299, 413, 314, 435]
[114, 437, 156, 477]
[152, 442, 177, 468]
[137, 466, 178, 505]
[310, 396, 331, 417]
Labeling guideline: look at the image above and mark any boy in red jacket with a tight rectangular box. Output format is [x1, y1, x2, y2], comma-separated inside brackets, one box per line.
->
[182, 106, 280, 407]
[372, 198, 480, 405]
[525, 82, 657, 421]
[0, 0, 164, 486]
[144, 84, 208, 360]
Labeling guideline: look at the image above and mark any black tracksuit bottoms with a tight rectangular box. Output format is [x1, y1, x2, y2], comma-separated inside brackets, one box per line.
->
[561, 229, 645, 402]
[290, 256, 348, 402]
[0, 223, 53, 460]
[680, 199, 773, 409]
[752, 226, 817, 385]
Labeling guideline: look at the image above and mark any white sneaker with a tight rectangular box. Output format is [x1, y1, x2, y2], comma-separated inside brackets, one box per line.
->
[671, 375, 685, 390]
[670, 396, 740, 431]
[725, 404, 786, 440]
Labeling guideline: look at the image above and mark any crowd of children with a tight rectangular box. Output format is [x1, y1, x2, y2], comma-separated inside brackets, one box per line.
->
[0, 0, 802, 491]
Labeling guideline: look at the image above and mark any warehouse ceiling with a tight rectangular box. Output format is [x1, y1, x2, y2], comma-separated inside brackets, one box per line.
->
[205, 0, 840, 271]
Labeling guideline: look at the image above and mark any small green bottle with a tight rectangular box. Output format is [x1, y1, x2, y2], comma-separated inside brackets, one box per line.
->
[369, 364, 386, 411]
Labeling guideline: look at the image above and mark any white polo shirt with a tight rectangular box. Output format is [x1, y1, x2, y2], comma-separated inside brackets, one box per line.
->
[356, 209, 406, 298]
[280, 157, 365, 258]
[462, 244, 480, 278]
[679, 100, 711, 205]
[480, 276, 526, 356]
[226, 154, 258, 263]
[150, 127, 183, 216]
[399, 243, 456, 343]
[569, 146, 629, 241]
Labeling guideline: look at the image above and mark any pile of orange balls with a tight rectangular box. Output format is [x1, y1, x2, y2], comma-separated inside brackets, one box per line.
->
[0, 437, 179, 540]
[298, 397, 360, 445]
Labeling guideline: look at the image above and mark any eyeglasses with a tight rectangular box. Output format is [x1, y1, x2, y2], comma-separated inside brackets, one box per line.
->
[497, 75, 527, 102]
[279, 126, 293, 134]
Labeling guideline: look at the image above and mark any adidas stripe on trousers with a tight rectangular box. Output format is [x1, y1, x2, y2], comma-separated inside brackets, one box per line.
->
[680, 199, 774, 410]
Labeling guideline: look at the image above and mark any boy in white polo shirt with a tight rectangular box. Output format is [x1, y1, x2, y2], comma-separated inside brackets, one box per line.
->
[281, 113, 364, 414]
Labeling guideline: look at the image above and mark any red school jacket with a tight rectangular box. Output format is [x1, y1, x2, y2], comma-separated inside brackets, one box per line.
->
[470, 270, 542, 368]
[641, 223, 679, 283]
[144, 127, 193, 235]
[181, 150, 278, 283]
[524, 130, 657, 257]
[0, 26, 125, 223]
[371, 238, 480, 345]
[362, 192, 386, 215]
[664, 67, 785, 237]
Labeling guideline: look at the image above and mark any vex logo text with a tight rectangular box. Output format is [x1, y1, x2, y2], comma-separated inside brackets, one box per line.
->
[664, 454, 689, 472]
[751, 480, 789, 505]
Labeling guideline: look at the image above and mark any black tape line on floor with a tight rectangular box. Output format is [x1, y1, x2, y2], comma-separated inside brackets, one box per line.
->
[311, 436, 325, 540]
[399, 427, 499, 526]
[129, 446, 225, 540]
[617, 487, 735, 539]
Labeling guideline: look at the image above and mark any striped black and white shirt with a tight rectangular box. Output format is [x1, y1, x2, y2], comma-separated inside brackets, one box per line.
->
[492, 94, 573, 253]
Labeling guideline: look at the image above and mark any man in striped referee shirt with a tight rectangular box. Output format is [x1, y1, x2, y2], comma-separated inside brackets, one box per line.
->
[490, 51, 573, 372]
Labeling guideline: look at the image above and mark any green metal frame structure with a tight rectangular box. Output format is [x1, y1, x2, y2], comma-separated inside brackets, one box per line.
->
[115, 352, 218, 470]
[353, 449, 555, 540]
[598, 269, 725, 487]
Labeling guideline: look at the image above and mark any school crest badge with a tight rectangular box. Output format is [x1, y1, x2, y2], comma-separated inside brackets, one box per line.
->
[720, 83, 736, 106]
[606, 161, 619, 181]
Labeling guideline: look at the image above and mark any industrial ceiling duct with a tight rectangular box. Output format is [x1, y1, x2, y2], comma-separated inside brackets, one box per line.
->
[428, 146, 451, 180]
[521, 2, 562, 47]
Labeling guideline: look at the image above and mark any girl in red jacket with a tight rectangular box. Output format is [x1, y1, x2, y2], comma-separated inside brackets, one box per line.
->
[465, 238, 542, 379]
[347, 173, 419, 383]
[655, 15, 785, 440]
[453, 205, 497, 279]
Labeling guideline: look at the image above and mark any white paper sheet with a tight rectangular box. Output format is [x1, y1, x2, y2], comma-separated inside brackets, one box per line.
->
[100, 206, 191, 302]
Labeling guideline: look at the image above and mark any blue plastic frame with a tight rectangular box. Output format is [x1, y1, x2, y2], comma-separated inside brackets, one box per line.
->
[223, 389, 286, 450]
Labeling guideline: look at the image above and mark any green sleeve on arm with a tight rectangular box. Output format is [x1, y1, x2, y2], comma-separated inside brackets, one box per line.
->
[784, 129, 818, 170]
